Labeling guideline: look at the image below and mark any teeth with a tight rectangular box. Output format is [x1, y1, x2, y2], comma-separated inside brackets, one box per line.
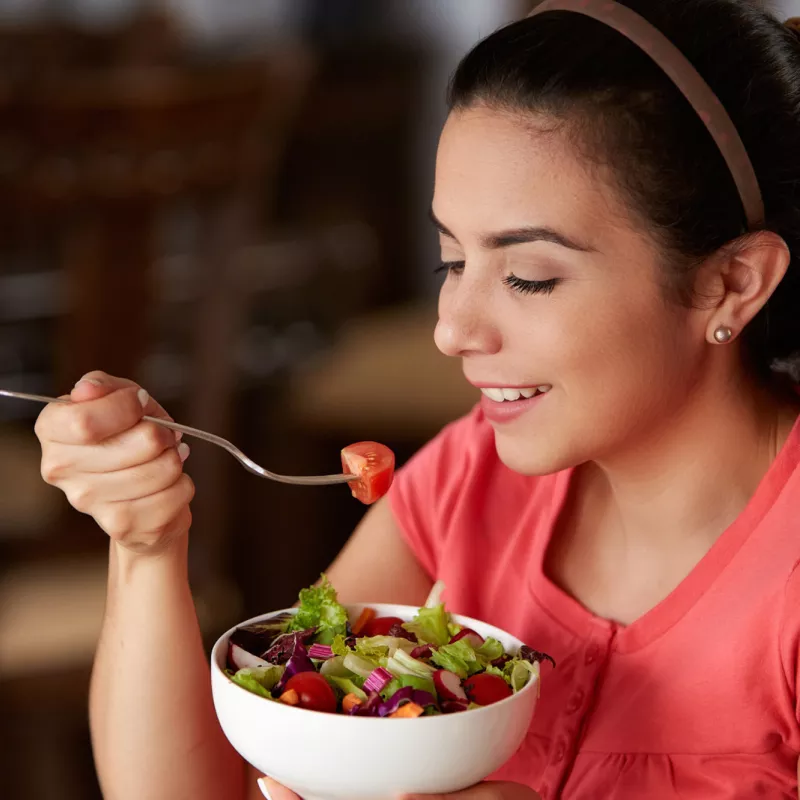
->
[482, 387, 505, 402]
[480, 386, 548, 402]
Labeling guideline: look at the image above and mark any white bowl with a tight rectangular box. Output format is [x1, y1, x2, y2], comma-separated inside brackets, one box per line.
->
[211, 603, 539, 800]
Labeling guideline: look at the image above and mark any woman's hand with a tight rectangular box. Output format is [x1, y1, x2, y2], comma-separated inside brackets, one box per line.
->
[35, 370, 194, 555]
[257, 776, 540, 800]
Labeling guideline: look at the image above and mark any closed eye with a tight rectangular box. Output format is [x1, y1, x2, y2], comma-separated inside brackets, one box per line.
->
[503, 275, 560, 295]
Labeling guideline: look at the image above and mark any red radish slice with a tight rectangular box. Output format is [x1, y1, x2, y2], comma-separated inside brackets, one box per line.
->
[449, 628, 485, 649]
[433, 669, 467, 702]
[441, 699, 469, 713]
[230, 643, 270, 670]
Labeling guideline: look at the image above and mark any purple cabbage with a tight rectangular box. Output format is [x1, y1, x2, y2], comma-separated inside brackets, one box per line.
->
[519, 645, 556, 669]
[228, 613, 293, 659]
[351, 686, 438, 717]
[410, 644, 433, 660]
[387, 623, 417, 643]
[263, 629, 317, 665]
[273, 639, 316, 694]
[377, 687, 438, 717]
[349, 691, 384, 716]
[491, 654, 512, 669]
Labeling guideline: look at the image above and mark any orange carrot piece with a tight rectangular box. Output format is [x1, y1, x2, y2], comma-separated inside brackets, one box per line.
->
[388, 702, 424, 719]
[342, 693, 363, 713]
[351, 607, 376, 636]
[278, 689, 299, 706]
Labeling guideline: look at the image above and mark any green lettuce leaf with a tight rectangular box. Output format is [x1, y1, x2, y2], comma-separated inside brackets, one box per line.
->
[326, 676, 368, 701]
[287, 575, 349, 644]
[386, 648, 437, 679]
[475, 637, 505, 664]
[330, 635, 350, 658]
[381, 674, 437, 701]
[505, 658, 540, 693]
[229, 665, 284, 698]
[429, 639, 482, 679]
[402, 603, 451, 647]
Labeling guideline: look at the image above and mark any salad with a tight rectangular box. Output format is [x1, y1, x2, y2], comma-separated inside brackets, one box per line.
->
[225, 578, 554, 719]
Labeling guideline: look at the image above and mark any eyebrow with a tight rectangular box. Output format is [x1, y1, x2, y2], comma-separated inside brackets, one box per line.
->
[428, 207, 594, 253]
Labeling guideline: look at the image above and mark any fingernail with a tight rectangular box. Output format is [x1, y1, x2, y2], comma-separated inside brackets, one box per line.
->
[174, 430, 183, 442]
[256, 778, 273, 800]
[137, 388, 149, 408]
[74, 378, 102, 388]
[178, 442, 190, 462]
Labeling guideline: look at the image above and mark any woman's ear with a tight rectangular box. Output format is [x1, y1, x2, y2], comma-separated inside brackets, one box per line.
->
[698, 231, 790, 344]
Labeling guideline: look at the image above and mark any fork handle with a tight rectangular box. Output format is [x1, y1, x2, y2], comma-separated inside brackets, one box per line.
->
[0, 389, 356, 487]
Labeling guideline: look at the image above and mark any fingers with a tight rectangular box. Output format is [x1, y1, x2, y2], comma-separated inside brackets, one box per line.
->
[92, 473, 195, 551]
[59, 444, 190, 510]
[36, 384, 147, 446]
[42, 419, 180, 479]
[402, 781, 541, 800]
[34, 370, 195, 554]
[257, 777, 303, 800]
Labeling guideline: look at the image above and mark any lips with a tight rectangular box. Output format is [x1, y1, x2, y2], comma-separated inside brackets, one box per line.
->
[475, 384, 552, 424]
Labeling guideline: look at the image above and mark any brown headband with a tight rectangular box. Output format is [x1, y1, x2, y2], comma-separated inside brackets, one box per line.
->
[527, 0, 765, 230]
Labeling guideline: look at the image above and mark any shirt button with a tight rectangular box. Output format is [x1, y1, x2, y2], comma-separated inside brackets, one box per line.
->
[553, 740, 567, 763]
[585, 644, 601, 665]
[566, 688, 585, 713]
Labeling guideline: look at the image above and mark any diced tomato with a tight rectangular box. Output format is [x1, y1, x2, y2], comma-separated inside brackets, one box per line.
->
[341, 442, 395, 505]
[363, 616, 405, 637]
[351, 607, 376, 636]
[389, 701, 424, 718]
[284, 672, 337, 714]
[463, 673, 512, 706]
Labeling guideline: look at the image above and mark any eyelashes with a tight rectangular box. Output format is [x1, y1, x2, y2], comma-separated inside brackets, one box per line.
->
[434, 260, 560, 296]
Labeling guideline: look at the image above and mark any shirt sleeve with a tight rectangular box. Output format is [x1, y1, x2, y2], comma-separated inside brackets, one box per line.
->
[386, 406, 484, 580]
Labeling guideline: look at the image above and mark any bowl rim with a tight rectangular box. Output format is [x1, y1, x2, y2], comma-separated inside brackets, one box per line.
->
[211, 602, 540, 723]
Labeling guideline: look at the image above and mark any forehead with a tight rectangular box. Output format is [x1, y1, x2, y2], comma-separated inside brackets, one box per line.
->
[433, 106, 626, 237]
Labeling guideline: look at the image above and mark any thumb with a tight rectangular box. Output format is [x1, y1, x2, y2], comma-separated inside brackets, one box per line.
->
[402, 781, 541, 800]
[257, 776, 302, 800]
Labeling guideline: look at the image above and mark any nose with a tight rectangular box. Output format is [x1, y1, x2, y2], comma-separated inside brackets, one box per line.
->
[434, 278, 501, 358]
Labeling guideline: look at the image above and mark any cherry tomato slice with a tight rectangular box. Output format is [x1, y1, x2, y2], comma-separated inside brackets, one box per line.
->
[341, 442, 395, 505]
[463, 673, 512, 706]
[363, 615, 405, 637]
[284, 672, 337, 714]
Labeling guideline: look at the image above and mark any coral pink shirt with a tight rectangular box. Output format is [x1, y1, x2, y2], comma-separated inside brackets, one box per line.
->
[387, 405, 800, 799]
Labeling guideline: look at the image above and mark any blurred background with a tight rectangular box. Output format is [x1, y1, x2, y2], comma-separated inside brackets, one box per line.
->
[0, 0, 529, 797]
[0, 0, 797, 797]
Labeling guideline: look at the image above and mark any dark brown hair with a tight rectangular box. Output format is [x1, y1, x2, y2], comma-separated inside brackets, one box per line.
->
[448, 0, 800, 381]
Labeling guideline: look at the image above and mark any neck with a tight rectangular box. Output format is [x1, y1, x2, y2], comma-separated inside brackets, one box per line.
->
[586, 371, 798, 548]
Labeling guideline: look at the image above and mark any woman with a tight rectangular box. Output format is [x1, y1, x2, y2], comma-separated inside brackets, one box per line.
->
[34, 0, 800, 797]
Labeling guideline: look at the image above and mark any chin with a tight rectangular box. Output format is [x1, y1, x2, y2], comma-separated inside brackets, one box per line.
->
[492, 428, 573, 477]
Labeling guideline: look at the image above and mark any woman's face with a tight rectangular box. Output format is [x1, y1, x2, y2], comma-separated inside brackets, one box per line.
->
[433, 106, 711, 475]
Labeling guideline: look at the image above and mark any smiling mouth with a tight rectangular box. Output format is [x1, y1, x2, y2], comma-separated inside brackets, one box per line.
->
[479, 386, 552, 402]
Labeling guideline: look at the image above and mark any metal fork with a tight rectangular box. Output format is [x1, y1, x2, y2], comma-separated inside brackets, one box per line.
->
[0, 389, 356, 487]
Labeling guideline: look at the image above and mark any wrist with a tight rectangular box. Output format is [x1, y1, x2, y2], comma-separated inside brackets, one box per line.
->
[110, 530, 190, 584]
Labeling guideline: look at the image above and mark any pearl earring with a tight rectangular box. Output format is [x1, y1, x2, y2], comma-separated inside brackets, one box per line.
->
[713, 325, 733, 343]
